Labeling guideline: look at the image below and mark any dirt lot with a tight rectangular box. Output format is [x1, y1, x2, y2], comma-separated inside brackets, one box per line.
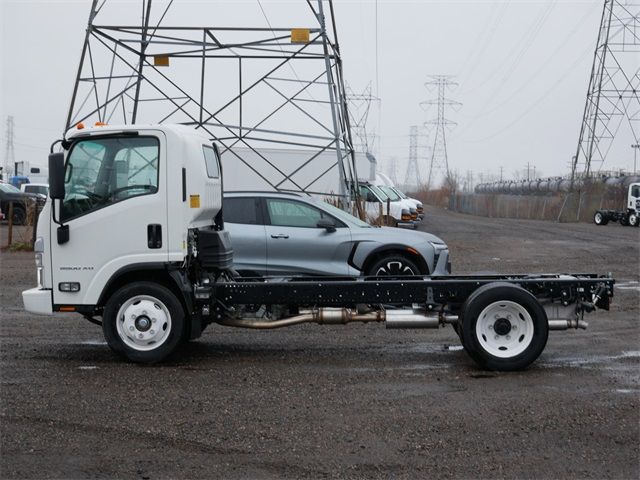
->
[1, 208, 638, 479]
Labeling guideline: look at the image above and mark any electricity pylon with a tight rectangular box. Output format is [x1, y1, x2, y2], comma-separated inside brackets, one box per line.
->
[404, 125, 421, 187]
[570, 0, 640, 188]
[421, 75, 461, 190]
[346, 82, 380, 154]
[65, 0, 357, 205]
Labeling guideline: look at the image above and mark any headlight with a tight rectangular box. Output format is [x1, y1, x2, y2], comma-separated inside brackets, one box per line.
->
[34, 237, 44, 288]
[430, 242, 448, 269]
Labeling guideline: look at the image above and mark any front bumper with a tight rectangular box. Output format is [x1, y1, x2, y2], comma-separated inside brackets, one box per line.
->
[22, 288, 53, 315]
[397, 221, 418, 229]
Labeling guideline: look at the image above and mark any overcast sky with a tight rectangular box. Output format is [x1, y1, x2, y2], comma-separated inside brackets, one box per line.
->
[1, 0, 636, 184]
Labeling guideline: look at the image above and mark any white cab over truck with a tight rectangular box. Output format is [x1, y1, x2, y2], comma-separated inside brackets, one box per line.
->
[594, 183, 640, 227]
[23, 124, 615, 371]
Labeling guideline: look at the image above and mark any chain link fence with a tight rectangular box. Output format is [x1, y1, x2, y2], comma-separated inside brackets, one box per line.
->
[1, 200, 43, 250]
[414, 183, 629, 223]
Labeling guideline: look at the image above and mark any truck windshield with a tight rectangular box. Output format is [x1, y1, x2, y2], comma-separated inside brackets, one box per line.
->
[379, 186, 400, 201]
[392, 187, 408, 199]
[61, 136, 159, 221]
[369, 184, 389, 201]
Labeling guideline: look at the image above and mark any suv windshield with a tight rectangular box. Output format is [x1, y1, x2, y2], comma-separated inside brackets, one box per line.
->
[61, 136, 159, 221]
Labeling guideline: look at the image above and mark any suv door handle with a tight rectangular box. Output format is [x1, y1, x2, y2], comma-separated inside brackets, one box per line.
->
[270, 233, 289, 239]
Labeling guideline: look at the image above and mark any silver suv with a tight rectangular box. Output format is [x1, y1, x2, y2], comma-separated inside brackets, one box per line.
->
[224, 192, 450, 277]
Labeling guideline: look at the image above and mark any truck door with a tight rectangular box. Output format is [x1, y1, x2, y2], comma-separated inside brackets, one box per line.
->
[51, 133, 168, 307]
[263, 197, 352, 276]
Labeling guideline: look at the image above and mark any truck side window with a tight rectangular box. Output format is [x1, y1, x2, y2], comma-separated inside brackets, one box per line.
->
[61, 136, 159, 221]
[225, 197, 260, 225]
[202, 145, 220, 178]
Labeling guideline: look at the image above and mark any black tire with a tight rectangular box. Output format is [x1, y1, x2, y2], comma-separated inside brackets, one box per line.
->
[593, 211, 608, 225]
[620, 215, 629, 226]
[628, 212, 639, 227]
[102, 282, 186, 363]
[460, 283, 548, 371]
[366, 255, 421, 276]
[11, 206, 26, 225]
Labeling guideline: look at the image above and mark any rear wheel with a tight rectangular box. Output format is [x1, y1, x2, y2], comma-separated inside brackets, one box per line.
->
[594, 211, 608, 225]
[366, 255, 421, 276]
[102, 282, 186, 363]
[460, 283, 548, 371]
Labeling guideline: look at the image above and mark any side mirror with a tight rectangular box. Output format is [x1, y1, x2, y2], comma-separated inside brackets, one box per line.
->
[317, 218, 336, 233]
[48, 152, 66, 200]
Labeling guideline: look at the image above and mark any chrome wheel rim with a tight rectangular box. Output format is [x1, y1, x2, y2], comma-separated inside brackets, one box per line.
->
[595, 212, 602, 224]
[374, 260, 417, 276]
[115, 295, 172, 351]
[475, 301, 534, 358]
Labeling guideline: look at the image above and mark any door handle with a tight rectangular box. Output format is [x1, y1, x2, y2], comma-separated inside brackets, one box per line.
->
[147, 224, 162, 248]
[270, 234, 289, 239]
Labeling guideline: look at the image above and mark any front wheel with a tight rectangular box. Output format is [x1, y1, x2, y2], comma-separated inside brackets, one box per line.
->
[460, 283, 548, 371]
[628, 212, 639, 227]
[102, 282, 186, 363]
[366, 255, 421, 276]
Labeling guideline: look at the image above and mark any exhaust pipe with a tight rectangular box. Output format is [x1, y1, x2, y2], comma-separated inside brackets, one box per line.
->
[385, 310, 439, 329]
[217, 308, 450, 330]
[548, 319, 588, 330]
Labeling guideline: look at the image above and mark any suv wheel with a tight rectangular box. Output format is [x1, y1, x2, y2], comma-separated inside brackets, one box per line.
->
[366, 255, 421, 276]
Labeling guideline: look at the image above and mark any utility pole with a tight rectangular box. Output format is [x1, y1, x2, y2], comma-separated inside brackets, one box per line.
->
[421, 75, 461, 190]
[570, 0, 640, 189]
[632, 144, 639, 174]
[499, 166, 504, 182]
[3, 116, 15, 181]
[404, 125, 421, 187]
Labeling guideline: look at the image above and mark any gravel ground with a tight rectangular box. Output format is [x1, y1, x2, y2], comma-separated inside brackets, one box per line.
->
[1, 208, 638, 479]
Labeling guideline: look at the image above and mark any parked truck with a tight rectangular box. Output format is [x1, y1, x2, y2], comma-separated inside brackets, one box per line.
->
[23, 125, 615, 371]
[593, 182, 640, 227]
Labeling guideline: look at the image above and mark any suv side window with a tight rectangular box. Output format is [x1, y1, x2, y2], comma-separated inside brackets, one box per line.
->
[225, 197, 261, 225]
[266, 198, 342, 228]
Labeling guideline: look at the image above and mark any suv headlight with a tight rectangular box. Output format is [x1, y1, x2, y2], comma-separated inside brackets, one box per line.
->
[430, 242, 449, 269]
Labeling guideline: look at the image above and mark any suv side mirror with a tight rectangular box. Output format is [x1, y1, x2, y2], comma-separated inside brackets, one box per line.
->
[317, 218, 336, 233]
[48, 152, 66, 200]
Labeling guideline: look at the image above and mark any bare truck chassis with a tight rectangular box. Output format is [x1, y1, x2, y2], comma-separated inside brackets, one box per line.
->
[176, 272, 615, 371]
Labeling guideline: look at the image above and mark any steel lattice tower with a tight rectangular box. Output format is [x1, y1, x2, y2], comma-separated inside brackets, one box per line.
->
[65, 0, 358, 205]
[570, 0, 640, 188]
[346, 83, 380, 154]
[404, 125, 421, 187]
[421, 75, 461, 190]
[3, 116, 15, 180]
[386, 156, 399, 185]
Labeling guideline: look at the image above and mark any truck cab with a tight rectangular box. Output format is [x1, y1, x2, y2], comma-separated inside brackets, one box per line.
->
[358, 182, 417, 228]
[23, 124, 230, 318]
